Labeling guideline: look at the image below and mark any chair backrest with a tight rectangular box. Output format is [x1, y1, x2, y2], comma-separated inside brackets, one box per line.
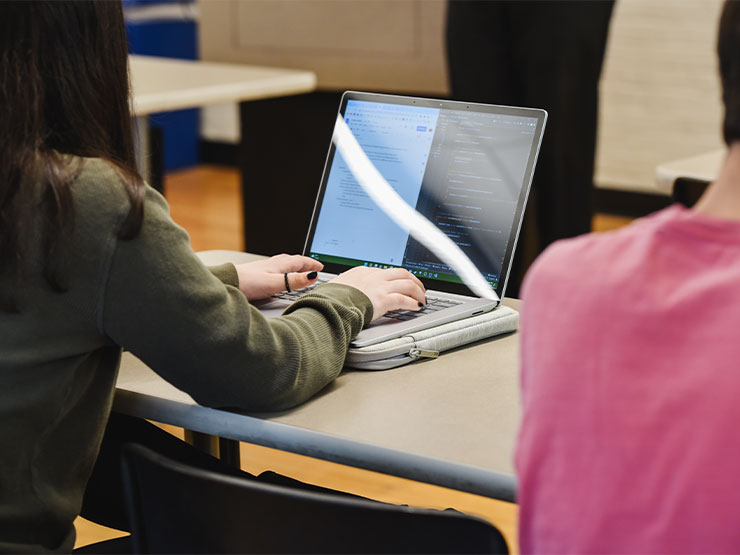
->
[121, 443, 508, 554]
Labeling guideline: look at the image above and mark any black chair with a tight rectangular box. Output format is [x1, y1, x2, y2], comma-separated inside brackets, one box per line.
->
[121, 444, 508, 554]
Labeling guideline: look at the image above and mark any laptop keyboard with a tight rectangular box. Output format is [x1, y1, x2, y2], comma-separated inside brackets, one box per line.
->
[273, 281, 462, 321]
[272, 278, 330, 302]
[384, 297, 462, 321]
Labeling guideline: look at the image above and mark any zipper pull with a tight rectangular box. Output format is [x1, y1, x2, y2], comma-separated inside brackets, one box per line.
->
[409, 348, 439, 359]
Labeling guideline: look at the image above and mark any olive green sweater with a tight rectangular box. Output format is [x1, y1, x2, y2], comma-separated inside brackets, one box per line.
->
[0, 158, 373, 553]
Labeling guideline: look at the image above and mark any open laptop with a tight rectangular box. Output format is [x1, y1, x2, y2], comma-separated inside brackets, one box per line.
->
[255, 91, 547, 347]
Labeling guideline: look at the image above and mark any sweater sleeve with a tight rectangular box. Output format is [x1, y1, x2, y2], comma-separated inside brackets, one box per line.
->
[100, 188, 373, 411]
[207, 263, 239, 286]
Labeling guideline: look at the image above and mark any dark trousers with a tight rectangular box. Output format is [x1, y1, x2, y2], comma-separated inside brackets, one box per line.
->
[446, 0, 614, 296]
[80, 412, 356, 533]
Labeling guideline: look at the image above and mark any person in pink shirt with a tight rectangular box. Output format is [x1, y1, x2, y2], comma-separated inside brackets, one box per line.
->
[515, 2, 740, 552]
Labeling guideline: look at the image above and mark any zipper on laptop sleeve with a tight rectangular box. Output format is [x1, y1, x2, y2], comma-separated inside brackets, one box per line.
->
[409, 348, 439, 360]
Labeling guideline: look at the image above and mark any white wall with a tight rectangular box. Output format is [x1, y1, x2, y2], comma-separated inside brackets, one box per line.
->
[595, 0, 724, 193]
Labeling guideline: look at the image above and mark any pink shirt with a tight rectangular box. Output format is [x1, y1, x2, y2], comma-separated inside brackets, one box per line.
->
[516, 205, 740, 554]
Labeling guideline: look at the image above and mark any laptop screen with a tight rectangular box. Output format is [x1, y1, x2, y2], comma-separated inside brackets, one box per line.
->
[304, 92, 546, 299]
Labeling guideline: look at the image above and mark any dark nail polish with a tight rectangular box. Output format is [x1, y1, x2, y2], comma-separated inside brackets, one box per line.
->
[307, 271, 318, 280]
[418, 302, 424, 308]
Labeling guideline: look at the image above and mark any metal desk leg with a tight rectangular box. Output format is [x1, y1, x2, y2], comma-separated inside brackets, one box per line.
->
[219, 437, 242, 468]
[133, 116, 151, 184]
[184, 430, 241, 469]
[184, 430, 219, 458]
[148, 125, 165, 194]
[132, 115, 165, 194]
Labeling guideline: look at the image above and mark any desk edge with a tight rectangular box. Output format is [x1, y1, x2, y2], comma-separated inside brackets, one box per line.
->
[113, 388, 517, 502]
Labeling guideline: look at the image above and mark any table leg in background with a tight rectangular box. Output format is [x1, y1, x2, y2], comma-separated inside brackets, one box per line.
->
[133, 116, 151, 185]
[219, 437, 242, 468]
[184, 429, 219, 457]
[132, 115, 165, 194]
[184, 429, 241, 469]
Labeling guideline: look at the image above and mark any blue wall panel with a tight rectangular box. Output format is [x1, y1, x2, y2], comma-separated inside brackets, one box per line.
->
[125, 2, 199, 172]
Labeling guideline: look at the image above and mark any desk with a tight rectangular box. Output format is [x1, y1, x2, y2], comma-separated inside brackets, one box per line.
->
[114, 250, 522, 502]
[655, 149, 724, 205]
[128, 55, 316, 193]
[130, 55, 316, 115]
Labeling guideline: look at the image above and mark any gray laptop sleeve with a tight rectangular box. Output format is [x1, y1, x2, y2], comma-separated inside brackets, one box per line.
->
[346, 306, 519, 370]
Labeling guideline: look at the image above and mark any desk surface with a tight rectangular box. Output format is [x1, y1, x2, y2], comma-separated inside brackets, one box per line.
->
[114, 250, 521, 501]
[129, 55, 317, 115]
[655, 149, 725, 194]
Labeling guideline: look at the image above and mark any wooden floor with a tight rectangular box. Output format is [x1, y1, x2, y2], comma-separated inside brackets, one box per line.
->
[74, 165, 634, 552]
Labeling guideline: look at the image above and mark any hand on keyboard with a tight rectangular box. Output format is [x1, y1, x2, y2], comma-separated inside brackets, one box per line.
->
[273, 277, 330, 302]
[328, 267, 426, 323]
[234, 254, 323, 300]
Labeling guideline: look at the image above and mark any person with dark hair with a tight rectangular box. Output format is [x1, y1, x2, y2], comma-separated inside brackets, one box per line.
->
[446, 0, 614, 297]
[0, 1, 426, 552]
[515, 2, 740, 552]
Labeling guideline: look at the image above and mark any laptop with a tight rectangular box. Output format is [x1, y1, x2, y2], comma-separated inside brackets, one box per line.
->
[255, 91, 547, 347]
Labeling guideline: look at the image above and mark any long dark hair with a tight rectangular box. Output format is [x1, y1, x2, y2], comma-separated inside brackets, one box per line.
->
[719, 0, 740, 146]
[0, 0, 144, 309]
